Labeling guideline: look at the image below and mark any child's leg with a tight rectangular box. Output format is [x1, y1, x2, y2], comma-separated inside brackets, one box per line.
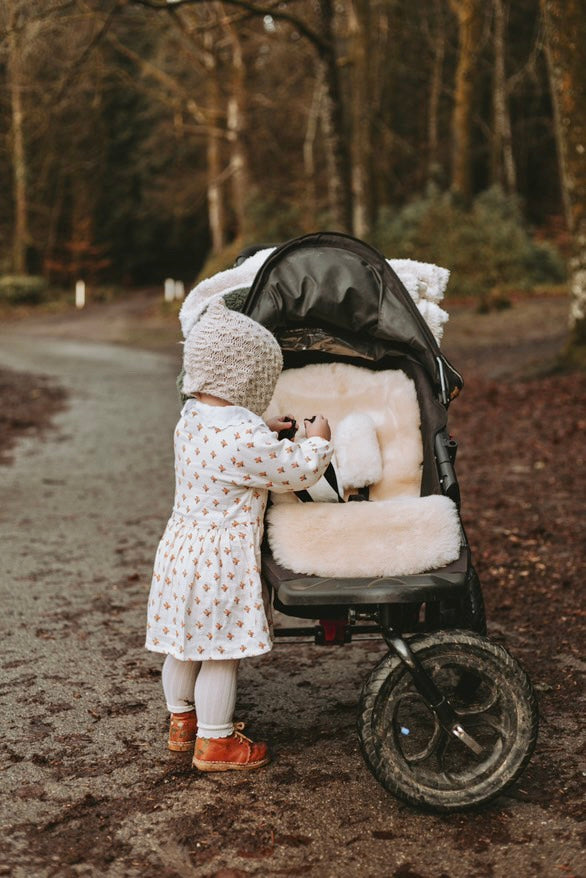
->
[162, 654, 201, 713]
[195, 659, 239, 738]
[192, 658, 269, 771]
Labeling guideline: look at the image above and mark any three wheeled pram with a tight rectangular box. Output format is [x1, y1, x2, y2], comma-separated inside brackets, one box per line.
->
[186, 232, 539, 811]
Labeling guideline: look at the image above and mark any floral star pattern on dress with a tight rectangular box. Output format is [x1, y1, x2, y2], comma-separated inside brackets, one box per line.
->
[146, 399, 333, 661]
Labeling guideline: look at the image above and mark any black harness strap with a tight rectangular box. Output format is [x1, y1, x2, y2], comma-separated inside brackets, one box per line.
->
[295, 462, 345, 503]
[324, 462, 345, 502]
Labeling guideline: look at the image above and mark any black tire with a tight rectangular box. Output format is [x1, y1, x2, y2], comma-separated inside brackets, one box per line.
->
[358, 630, 538, 812]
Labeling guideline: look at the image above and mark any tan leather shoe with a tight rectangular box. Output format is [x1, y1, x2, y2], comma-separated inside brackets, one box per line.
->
[168, 710, 197, 751]
[192, 723, 270, 772]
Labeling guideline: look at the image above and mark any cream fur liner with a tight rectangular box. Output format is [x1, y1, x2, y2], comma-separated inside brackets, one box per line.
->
[267, 496, 461, 578]
[265, 364, 462, 578]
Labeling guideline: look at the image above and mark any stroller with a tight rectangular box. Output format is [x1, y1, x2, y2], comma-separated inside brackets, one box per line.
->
[187, 231, 538, 811]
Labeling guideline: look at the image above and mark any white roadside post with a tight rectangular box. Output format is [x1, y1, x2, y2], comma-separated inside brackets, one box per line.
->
[75, 280, 86, 309]
[174, 280, 185, 301]
[164, 278, 175, 302]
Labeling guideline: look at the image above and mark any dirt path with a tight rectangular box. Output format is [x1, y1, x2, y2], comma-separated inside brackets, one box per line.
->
[0, 295, 583, 878]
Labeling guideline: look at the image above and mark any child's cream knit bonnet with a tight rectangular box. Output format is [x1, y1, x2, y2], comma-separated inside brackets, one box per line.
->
[182, 297, 283, 416]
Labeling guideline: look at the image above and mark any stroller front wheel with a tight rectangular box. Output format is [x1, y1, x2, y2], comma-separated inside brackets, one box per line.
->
[357, 630, 538, 811]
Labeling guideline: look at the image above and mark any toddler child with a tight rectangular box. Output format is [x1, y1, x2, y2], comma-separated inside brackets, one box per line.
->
[145, 298, 333, 771]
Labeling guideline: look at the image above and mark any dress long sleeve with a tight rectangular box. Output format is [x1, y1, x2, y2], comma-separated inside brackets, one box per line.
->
[222, 425, 333, 493]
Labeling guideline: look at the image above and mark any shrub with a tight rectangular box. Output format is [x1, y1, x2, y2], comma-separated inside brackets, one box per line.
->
[372, 186, 566, 302]
[0, 275, 49, 305]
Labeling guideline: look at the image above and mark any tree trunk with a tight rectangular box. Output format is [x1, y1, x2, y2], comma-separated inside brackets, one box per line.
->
[7, 1, 29, 274]
[317, 0, 353, 233]
[348, 0, 374, 238]
[541, 0, 586, 354]
[428, 0, 446, 186]
[450, 0, 483, 203]
[491, 0, 516, 192]
[225, 20, 251, 240]
[303, 66, 325, 214]
[203, 32, 227, 254]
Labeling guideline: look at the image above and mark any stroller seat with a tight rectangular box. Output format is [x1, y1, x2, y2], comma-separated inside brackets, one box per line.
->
[264, 362, 463, 595]
[262, 547, 469, 608]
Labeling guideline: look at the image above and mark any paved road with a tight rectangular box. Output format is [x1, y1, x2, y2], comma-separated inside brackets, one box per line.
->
[0, 325, 582, 877]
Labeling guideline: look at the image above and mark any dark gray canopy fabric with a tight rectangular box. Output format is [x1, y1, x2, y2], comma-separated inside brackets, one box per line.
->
[242, 232, 463, 402]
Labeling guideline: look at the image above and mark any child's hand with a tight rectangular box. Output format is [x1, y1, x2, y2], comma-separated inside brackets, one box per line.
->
[305, 415, 331, 442]
[266, 415, 296, 437]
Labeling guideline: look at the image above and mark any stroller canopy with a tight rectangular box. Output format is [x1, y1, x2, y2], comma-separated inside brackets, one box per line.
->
[242, 233, 462, 402]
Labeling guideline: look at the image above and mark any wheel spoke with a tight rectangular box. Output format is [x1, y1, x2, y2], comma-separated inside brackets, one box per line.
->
[376, 690, 441, 764]
[452, 687, 500, 715]
[439, 665, 500, 714]
[435, 730, 460, 784]
[402, 716, 443, 764]
[462, 711, 510, 741]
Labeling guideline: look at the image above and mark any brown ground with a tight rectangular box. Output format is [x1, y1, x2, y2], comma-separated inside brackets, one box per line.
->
[0, 291, 584, 877]
[0, 369, 67, 464]
[445, 355, 585, 823]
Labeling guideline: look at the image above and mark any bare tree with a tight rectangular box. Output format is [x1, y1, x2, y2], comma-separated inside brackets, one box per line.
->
[2, 0, 105, 276]
[104, 7, 231, 251]
[303, 64, 325, 211]
[203, 29, 228, 253]
[541, 0, 586, 356]
[316, 0, 353, 231]
[426, 0, 447, 186]
[5, 0, 30, 273]
[131, 0, 353, 232]
[224, 12, 253, 239]
[347, 0, 374, 237]
[491, 0, 516, 192]
[449, 0, 483, 202]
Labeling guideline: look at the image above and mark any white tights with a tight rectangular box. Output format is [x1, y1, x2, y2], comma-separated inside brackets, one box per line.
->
[161, 654, 239, 738]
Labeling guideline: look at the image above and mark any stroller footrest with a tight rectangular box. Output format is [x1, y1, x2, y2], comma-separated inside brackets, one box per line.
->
[263, 548, 468, 607]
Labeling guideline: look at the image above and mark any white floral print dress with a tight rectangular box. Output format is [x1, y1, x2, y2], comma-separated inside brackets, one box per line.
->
[146, 399, 333, 661]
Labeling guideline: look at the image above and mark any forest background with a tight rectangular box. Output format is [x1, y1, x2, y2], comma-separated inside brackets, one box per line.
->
[1, 0, 585, 357]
